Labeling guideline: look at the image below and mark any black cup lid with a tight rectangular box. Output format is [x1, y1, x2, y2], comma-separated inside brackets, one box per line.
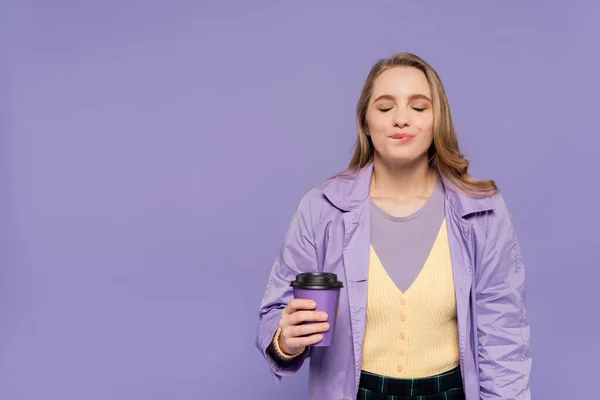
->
[290, 272, 343, 289]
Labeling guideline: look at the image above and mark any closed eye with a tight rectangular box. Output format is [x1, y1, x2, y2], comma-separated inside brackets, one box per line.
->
[380, 107, 427, 113]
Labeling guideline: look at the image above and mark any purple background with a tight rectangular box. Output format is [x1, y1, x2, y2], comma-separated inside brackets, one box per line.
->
[2, 1, 599, 399]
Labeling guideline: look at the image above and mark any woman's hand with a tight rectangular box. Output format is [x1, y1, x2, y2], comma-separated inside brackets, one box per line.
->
[277, 299, 330, 355]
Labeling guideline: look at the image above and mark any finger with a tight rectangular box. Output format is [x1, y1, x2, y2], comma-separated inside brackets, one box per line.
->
[288, 310, 328, 326]
[289, 322, 329, 338]
[286, 333, 324, 348]
[283, 299, 317, 315]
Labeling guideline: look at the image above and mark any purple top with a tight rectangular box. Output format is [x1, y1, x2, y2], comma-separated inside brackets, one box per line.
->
[370, 176, 445, 292]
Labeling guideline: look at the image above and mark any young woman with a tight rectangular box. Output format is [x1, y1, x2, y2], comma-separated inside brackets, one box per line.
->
[256, 52, 531, 400]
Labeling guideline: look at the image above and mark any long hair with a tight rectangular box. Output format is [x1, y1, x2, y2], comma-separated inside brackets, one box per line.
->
[348, 52, 497, 198]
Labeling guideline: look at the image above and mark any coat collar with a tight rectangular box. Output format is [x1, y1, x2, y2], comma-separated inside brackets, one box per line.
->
[321, 162, 495, 218]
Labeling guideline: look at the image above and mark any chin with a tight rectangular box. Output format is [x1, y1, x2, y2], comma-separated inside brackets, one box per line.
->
[379, 149, 429, 167]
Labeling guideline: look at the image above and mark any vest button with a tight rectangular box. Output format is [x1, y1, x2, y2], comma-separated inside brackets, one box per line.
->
[399, 332, 405, 339]
[399, 314, 406, 321]
[396, 365, 403, 372]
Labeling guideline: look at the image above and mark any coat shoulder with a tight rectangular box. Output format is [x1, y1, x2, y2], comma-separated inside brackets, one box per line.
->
[294, 178, 342, 231]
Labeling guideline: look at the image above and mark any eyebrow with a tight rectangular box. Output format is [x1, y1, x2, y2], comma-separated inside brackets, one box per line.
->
[372, 94, 432, 103]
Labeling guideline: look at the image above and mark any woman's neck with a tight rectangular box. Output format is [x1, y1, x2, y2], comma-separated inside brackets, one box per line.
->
[370, 154, 437, 201]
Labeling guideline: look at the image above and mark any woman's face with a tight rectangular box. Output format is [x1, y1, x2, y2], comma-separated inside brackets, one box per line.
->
[365, 66, 434, 167]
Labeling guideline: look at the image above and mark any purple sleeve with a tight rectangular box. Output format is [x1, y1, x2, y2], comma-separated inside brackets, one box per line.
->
[476, 195, 532, 400]
[255, 190, 319, 383]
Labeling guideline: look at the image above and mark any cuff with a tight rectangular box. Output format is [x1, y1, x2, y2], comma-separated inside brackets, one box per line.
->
[271, 327, 305, 360]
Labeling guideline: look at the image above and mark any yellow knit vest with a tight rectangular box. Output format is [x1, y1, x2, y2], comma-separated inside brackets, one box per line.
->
[360, 218, 460, 378]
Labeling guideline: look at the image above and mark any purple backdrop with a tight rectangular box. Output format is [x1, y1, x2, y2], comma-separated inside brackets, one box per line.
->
[2, 1, 599, 399]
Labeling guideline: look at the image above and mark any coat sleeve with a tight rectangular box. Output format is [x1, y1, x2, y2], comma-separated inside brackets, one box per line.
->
[475, 195, 532, 399]
[255, 190, 320, 384]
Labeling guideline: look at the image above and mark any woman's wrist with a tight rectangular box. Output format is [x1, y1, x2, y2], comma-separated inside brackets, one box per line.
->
[271, 327, 305, 360]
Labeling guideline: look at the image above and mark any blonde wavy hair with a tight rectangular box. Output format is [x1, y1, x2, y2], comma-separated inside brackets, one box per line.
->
[348, 52, 497, 198]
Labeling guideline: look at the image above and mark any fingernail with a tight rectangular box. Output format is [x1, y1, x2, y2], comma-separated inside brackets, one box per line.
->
[309, 301, 316, 307]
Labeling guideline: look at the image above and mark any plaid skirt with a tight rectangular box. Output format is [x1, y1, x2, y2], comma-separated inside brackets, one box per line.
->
[357, 366, 465, 400]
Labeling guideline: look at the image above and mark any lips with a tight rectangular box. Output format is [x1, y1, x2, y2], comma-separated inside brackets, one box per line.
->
[390, 133, 414, 140]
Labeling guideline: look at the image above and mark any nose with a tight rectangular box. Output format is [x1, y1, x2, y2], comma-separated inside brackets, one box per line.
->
[393, 108, 410, 128]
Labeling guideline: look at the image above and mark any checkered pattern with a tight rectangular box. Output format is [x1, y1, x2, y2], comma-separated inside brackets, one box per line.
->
[357, 366, 465, 400]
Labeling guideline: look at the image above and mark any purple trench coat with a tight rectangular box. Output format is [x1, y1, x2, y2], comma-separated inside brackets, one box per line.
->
[256, 163, 531, 400]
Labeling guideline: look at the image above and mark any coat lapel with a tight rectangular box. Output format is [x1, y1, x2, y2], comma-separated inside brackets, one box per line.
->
[443, 183, 496, 381]
[444, 199, 472, 377]
[342, 204, 370, 388]
[323, 164, 373, 388]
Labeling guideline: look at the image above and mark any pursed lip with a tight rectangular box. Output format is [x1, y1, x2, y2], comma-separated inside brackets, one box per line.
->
[389, 133, 414, 139]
